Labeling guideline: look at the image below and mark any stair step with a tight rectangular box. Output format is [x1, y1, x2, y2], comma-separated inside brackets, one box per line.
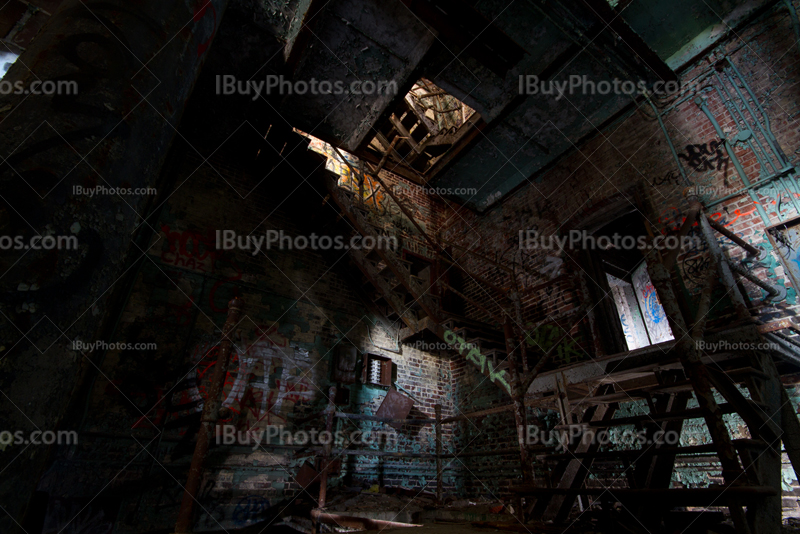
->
[537, 438, 767, 461]
[566, 401, 768, 428]
[582, 367, 768, 404]
[507, 484, 778, 506]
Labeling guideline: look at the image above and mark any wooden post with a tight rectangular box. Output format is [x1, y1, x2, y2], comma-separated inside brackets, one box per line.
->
[504, 318, 533, 484]
[175, 298, 243, 533]
[435, 404, 443, 501]
[318, 386, 337, 509]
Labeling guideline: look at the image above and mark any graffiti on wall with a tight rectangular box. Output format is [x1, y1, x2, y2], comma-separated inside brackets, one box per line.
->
[171, 326, 315, 431]
[631, 263, 674, 344]
[443, 329, 511, 394]
[678, 140, 729, 174]
[157, 224, 217, 273]
[523, 323, 583, 366]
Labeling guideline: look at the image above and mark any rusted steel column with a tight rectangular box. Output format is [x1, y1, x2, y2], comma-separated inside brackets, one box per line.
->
[661, 197, 702, 269]
[504, 318, 533, 483]
[175, 297, 242, 534]
[435, 403, 443, 501]
[697, 212, 752, 319]
[318, 386, 337, 509]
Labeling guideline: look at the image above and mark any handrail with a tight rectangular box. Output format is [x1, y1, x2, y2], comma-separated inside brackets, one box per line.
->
[328, 144, 518, 318]
[437, 238, 515, 274]
[706, 217, 761, 258]
[331, 145, 442, 255]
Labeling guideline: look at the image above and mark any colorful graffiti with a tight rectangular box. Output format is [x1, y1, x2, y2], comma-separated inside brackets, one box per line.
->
[176, 327, 316, 431]
[156, 224, 217, 273]
[232, 495, 271, 526]
[631, 263, 674, 344]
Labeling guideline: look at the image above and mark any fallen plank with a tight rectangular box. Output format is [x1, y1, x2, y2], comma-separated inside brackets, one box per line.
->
[311, 509, 422, 530]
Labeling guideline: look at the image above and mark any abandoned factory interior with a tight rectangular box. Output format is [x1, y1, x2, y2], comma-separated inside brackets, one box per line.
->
[12, 1, 800, 534]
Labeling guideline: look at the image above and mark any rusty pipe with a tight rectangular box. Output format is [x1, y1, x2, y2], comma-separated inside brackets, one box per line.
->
[317, 386, 337, 509]
[175, 297, 243, 533]
[661, 196, 702, 270]
[706, 217, 761, 258]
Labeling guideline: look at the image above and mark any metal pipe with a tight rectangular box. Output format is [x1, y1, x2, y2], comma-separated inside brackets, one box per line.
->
[705, 167, 795, 208]
[435, 404, 443, 501]
[175, 297, 243, 533]
[318, 386, 337, 509]
[706, 217, 761, 257]
[713, 70, 780, 174]
[727, 260, 786, 302]
[695, 96, 772, 225]
[725, 59, 789, 167]
[662, 198, 702, 269]
[648, 96, 692, 186]
[697, 212, 752, 319]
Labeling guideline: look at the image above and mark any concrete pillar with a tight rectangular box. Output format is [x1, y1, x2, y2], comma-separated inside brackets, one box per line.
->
[0, 1, 228, 532]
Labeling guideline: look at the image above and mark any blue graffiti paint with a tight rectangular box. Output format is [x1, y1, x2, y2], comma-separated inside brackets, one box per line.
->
[232, 495, 270, 526]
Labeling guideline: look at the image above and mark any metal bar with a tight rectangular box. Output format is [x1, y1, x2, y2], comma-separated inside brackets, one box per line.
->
[662, 198, 702, 269]
[175, 298, 243, 533]
[706, 367, 781, 443]
[712, 70, 780, 174]
[697, 211, 752, 319]
[435, 404, 443, 501]
[696, 96, 772, 226]
[725, 60, 789, 167]
[707, 217, 761, 257]
[334, 412, 434, 425]
[706, 167, 796, 209]
[691, 270, 717, 339]
[727, 259, 786, 302]
[756, 319, 795, 333]
[779, 175, 800, 217]
[318, 386, 337, 509]
[648, 96, 691, 186]
[645, 258, 746, 483]
[505, 317, 533, 484]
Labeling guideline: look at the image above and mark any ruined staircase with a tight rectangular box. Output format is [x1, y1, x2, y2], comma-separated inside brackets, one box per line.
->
[321, 168, 517, 397]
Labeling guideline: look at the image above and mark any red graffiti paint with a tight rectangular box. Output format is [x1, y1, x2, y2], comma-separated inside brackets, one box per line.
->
[193, 1, 217, 56]
[159, 224, 217, 273]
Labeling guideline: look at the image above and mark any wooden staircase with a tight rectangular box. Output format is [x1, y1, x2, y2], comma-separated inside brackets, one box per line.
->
[512, 332, 787, 533]
[314, 147, 520, 398]
[507, 200, 799, 533]
[295, 133, 800, 533]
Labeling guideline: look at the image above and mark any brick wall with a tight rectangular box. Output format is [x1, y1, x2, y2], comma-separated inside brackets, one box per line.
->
[36, 138, 461, 532]
[418, 0, 800, 502]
